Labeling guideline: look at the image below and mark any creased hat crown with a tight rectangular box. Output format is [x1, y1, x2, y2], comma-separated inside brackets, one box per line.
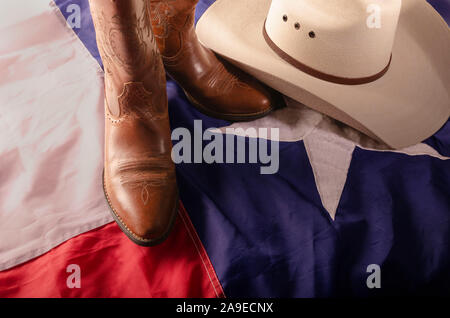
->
[265, 0, 402, 80]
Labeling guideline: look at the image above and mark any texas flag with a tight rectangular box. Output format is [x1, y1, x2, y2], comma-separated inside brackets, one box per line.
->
[0, 0, 449, 297]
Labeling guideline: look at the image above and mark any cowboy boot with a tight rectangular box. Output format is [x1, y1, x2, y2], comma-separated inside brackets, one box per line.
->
[89, 0, 178, 246]
[149, 0, 283, 121]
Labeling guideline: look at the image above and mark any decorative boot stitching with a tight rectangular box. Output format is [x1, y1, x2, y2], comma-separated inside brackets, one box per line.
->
[150, 0, 178, 39]
[91, 3, 155, 75]
[103, 175, 157, 243]
[150, 1, 195, 60]
[116, 154, 175, 186]
[205, 62, 250, 95]
[103, 172, 177, 244]
[117, 82, 168, 121]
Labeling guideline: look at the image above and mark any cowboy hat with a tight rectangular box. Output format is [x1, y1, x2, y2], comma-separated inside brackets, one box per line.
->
[196, 0, 450, 149]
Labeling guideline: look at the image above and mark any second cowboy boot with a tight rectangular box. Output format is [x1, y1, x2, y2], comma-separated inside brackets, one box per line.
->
[90, 0, 178, 246]
[149, 0, 283, 121]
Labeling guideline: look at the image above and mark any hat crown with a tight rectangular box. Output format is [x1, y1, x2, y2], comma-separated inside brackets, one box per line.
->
[265, 0, 402, 79]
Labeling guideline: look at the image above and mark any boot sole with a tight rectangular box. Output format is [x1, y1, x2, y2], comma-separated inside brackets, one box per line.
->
[102, 170, 179, 247]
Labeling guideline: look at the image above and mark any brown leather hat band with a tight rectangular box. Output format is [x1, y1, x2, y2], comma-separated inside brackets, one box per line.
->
[262, 21, 392, 85]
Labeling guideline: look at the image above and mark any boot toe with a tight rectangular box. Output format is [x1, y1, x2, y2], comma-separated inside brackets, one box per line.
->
[117, 197, 178, 246]
[127, 190, 178, 246]
[239, 86, 274, 115]
[104, 174, 179, 246]
[218, 81, 278, 118]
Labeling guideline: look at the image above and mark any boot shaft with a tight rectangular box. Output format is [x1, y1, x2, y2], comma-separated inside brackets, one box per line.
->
[149, 0, 199, 57]
[89, 0, 167, 117]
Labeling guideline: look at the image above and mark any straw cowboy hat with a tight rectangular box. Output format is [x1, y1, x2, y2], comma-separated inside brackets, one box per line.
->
[196, 0, 450, 149]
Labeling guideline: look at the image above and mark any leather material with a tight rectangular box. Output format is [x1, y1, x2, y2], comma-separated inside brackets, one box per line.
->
[149, 0, 281, 121]
[103, 82, 178, 246]
[90, 0, 178, 246]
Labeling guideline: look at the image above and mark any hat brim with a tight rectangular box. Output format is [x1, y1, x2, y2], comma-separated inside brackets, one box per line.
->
[196, 0, 450, 148]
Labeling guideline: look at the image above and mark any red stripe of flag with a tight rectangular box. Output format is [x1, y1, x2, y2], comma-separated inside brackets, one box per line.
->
[0, 203, 225, 298]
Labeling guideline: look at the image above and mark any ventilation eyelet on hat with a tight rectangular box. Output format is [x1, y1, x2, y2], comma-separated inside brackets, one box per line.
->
[309, 31, 316, 38]
[283, 15, 288, 22]
[294, 23, 300, 30]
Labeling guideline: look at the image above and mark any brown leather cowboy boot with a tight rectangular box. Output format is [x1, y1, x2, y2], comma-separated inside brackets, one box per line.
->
[89, 0, 178, 246]
[149, 0, 283, 121]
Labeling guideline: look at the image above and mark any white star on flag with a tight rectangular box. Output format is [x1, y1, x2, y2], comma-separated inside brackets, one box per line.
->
[214, 97, 450, 219]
